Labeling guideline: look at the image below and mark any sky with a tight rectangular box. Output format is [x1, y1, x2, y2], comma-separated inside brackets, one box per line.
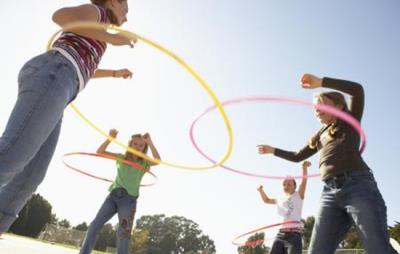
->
[1, 0, 400, 253]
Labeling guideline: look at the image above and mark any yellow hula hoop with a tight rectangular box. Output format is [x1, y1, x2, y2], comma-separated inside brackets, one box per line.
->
[47, 21, 233, 170]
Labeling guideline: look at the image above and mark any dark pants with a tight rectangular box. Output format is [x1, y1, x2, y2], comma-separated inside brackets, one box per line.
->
[270, 231, 302, 254]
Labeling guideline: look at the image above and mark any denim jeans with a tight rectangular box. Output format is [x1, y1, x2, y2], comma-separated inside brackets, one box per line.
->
[270, 232, 302, 254]
[0, 50, 78, 232]
[80, 188, 137, 254]
[308, 170, 397, 254]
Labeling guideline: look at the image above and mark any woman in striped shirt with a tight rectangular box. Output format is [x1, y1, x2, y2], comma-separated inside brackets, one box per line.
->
[0, 0, 135, 235]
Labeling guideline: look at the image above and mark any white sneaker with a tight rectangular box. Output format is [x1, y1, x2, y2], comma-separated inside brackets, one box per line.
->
[390, 238, 400, 253]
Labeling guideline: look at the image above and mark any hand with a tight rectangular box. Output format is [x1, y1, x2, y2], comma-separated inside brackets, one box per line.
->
[114, 69, 132, 79]
[109, 129, 118, 138]
[142, 133, 152, 144]
[301, 73, 322, 89]
[257, 145, 274, 154]
[257, 185, 264, 192]
[110, 32, 137, 47]
[302, 160, 311, 174]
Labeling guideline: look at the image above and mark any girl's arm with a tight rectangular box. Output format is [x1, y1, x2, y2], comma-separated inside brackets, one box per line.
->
[301, 73, 365, 121]
[257, 185, 277, 204]
[321, 77, 364, 121]
[298, 161, 311, 199]
[96, 129, 120, 157]
[93, 69, 133, 79]
[143, 133, 161, 166]
[258, 144, 317, 163]
[52, 4, 135, 46]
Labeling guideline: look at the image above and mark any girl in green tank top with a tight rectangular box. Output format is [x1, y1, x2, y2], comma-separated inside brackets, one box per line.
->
[79, 128, 161, 254]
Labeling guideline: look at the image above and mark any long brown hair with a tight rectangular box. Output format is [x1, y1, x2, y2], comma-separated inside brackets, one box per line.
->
[309, 92, 348, 148]
[90, 0, 127, 25]
[125, 134, 148, 162]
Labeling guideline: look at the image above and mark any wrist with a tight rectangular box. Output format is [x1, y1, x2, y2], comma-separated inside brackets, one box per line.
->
[113, 70, 116, 77]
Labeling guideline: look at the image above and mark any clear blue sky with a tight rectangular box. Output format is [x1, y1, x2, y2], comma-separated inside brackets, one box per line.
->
[1, 1, 399, 253]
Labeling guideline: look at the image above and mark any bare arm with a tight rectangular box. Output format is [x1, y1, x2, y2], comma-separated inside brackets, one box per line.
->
[257, 185, 277, 204]
[93, 69, 133, 79]
[52, 4, 135, 46]
[298, 161, 311, 199]
[96, 129, 119, 157]
[143, 133, 161, 166]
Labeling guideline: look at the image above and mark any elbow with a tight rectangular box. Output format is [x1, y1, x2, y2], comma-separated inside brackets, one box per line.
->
[52, 8, 73, 27]
[351, 81, 365, 97]
[291, 156, 303, 163]
[356, 84, 365, 98]
[52, 10, 63, 26]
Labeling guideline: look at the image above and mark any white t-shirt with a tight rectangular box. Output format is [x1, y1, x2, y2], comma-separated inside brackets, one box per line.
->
[276, 191, 304, 229]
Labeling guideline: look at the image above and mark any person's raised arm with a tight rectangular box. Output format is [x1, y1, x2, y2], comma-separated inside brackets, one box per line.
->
[301, 73, 364, 121]
[96, 129, 119, 157]
[143, 133, 161, 166]
[257, 185, 277, 204]
[299, 161, 311, 199]
[52, 4, 136, 47]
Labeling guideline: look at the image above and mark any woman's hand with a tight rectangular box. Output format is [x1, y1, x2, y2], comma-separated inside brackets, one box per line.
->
[257, 144, 275, 154]
[114, 69, 132, 79]
[110, 32, 137, 47]
[301, 73, 323, 89]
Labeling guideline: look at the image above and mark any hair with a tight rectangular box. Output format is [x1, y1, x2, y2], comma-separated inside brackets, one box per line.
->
[309, 91, 349, 149]
[125, 134, 148, 162]
[90, 0, 127, 25]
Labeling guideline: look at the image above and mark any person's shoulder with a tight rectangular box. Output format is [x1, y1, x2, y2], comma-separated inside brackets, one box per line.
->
[293, 191, 302, 199]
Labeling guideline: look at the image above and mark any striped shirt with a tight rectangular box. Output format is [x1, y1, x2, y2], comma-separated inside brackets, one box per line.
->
[52, 4, 108, 92]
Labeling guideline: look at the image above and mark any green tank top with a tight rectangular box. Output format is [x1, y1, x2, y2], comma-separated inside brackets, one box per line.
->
[108, 154, 150, 197]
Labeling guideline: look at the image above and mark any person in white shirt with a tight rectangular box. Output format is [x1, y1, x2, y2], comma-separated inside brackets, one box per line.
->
[257, 161, 310, 254]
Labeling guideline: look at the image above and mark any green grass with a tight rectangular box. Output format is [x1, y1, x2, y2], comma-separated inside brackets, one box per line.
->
[3, 233, 108, 254]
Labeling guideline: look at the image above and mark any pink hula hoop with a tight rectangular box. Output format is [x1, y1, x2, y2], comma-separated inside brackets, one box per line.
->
[62, 152, 157, 187]
[190, 96, 367, 180]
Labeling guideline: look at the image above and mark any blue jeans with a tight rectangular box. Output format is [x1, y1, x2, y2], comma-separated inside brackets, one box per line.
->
[80, 188, 137, 254]
[308, 170, 397, 254]
[270, 232, 302, 254]
[0, 51, 78, 232]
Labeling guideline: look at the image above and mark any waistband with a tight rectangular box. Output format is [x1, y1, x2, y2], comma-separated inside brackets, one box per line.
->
[324, 169, 372, 188]
[279, 228, 303, 233]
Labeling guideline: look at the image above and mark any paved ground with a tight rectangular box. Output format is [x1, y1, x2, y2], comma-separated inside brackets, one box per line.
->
[0, 234, 78, 254]
[1, 233, 399, 254]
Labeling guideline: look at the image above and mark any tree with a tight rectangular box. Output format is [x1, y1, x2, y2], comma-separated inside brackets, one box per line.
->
[50, 213, 59, 225]
[133, 214, 216, 254]
[389, 221, 400, 244]
[237, 232, 269, 254]
[73, 222, 88, 231]
[58, 219, 71, 229]
[9, 193, 52, 238]
[340, 226, 363, 248]
[94, 223, 117, 251]
[131, 229, 150, 254]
